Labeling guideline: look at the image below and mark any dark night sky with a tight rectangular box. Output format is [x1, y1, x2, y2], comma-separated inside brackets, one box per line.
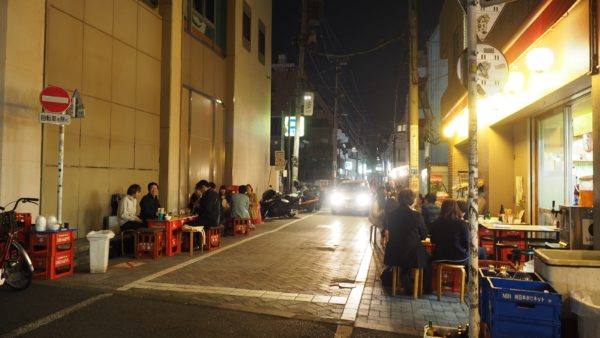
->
[272, 0, 443, 158]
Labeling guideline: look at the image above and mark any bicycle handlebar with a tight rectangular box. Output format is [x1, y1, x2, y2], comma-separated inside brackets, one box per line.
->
[3, 197, 39, 212]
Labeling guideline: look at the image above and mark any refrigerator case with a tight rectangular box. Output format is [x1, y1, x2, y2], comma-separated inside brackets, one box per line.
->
[559, 206, 594, 250]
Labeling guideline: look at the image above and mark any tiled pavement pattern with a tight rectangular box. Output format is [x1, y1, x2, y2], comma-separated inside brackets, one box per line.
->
[47, 211, 468, 336]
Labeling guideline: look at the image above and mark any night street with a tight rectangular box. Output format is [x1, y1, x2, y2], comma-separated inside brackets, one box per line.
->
[1, 212, 464, 337]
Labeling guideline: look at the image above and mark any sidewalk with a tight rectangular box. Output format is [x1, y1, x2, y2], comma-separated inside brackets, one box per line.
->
[44, 213, 468, 336]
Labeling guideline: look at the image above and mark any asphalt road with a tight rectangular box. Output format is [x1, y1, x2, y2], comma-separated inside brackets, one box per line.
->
[0, 211, 416, 338]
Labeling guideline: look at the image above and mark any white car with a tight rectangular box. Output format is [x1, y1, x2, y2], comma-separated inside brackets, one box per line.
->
[329, 181, 371, 215]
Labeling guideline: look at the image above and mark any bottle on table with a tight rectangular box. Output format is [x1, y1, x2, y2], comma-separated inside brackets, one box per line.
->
[499, 204, 505, 223]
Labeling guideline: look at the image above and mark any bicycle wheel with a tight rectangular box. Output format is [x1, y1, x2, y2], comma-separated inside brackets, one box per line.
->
[4, 242, 32, 290]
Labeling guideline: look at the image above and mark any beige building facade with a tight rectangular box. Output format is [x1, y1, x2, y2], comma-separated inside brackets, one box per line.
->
[440, 0, 596, 228]
[0, 0, 272, 238]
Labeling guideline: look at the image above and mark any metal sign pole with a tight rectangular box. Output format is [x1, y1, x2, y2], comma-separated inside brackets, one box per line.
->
[56, 96, 72, 225]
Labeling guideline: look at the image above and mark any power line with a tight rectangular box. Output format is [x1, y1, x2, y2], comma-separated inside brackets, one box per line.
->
[308, 34, 406, 58]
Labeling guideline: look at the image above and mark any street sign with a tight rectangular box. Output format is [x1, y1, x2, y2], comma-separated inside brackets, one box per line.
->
[284, 116, 305, 137]
[40, 112, 71, 125]
[475, 3, 504, 41]
[40, 86, 71, 113]
[70, 89, 85, 118]
[457, 44, 508, 97]
[303, 91, 314, 116]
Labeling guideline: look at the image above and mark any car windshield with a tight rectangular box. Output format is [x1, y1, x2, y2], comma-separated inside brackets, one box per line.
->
[336, 182, 368, 192]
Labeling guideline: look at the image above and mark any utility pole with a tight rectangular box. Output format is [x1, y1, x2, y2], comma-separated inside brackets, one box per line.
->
[332, 61, 340, 182]
[408, 0, 420, 193]
[467, 1, 480, 337]
[292, 0, 308, 190]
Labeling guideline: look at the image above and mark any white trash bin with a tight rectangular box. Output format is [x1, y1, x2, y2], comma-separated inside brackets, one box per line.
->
[571, 289, 600, 338]
[86, 230, 115, 273]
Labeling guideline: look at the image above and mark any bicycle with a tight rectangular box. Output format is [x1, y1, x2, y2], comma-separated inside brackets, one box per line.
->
[0, 197, 38, 290]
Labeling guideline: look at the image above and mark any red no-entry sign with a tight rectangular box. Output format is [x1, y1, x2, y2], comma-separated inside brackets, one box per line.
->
[40, 86, 71, 113]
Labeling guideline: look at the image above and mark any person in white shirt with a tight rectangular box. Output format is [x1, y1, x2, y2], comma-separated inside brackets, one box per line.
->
[118, 184, 143, 231]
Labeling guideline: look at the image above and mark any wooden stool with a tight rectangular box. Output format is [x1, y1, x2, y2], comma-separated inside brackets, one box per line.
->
[391, 266, 423, 299]
[120, 229, 139, 257]
[135, 228, 164, 259]
[232, 218, 251, 236]
[181, 226, 205, 256]
[436, 263, 466, 304]
[510, 248, 535, 265]
[205, 225, 224, 251]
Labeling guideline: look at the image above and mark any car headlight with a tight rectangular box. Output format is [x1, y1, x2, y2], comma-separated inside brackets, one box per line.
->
[356, 193, 371, 206]
[330, 192, 343, 206]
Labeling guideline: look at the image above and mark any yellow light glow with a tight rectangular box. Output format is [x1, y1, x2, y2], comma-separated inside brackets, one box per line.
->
[526, 47, 554, 73]
[504, 71, 525, 93]
[443, 125, 455, 138]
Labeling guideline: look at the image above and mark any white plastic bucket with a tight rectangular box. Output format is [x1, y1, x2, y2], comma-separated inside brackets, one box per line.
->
[86, 230, 115, 273]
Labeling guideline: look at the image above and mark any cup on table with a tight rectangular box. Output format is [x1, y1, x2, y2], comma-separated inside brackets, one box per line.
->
[507, 215, 514, 224]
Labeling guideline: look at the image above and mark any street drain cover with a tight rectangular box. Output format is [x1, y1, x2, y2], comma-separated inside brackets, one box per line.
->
[315, 245, 337, 251]
[337, 283, 356, 289]
[331, 278, 356, 288]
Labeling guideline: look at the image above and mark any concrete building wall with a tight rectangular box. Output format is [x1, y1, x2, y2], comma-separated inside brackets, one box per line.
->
[0, 0, 45, 216]
[41, 0, 162, 237]
[229, 0, 272, 191]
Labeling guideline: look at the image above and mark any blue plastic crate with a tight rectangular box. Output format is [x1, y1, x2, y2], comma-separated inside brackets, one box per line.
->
[486, 277, 561, 337]
[478, 269, 545, 325]
[489, 317, 560, 338]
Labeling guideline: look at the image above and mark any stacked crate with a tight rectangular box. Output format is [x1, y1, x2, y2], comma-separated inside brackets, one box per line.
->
[15, 213, 32, 247]
[28, 229, 76, 280]
[481, 275, 561, 338]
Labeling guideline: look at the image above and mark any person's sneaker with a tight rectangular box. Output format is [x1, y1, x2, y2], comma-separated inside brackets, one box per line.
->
[249, 224, 256, 230]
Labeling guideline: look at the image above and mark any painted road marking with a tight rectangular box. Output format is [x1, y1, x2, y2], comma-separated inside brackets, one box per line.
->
[118, 213, 318, 291]
[2, 293, 112, 338]
[341, 238, 372, 321]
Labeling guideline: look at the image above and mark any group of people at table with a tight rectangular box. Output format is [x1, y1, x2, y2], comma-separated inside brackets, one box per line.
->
[370, 188, 487, 295]
[116, 180, 261, 249]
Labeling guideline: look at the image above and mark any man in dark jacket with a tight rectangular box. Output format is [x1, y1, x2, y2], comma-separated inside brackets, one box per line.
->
[383, 189, 431, 294]
[140, 182, 161, 221]
[191, 180, 221, 227]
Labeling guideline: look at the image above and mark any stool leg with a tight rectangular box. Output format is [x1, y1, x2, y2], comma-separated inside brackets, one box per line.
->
[437, 266, 443, 301]
[419, 268, 424, 297]
[413, 269, 419, 299]
[459, 268, 466, 304]
[189, 232, 194, 256]
[121, 233, 125, 257]
[392, 267, 397, 296]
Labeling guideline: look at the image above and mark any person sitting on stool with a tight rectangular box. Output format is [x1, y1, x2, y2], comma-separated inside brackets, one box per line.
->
[118, 184, 144, 231]
[188, 180, 221, 248]
[383, 189, 432, 295]
[139, 182, 161, 222]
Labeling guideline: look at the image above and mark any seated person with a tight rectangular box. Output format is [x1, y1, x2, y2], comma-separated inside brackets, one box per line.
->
[383, 189, 431, 294]
[118, 184, 144, 231]
[218, 185, 231, 225]
[457, 200, 487, 260]
[421, 193, 440, 232]
[429, 199, 469, 266]
[187, 180, 221, 248]
[230, 185, 250, 219]
[139, 182, 161, 222]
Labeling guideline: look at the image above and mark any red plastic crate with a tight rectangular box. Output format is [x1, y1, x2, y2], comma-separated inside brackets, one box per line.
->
[479, 228, 494, 237]
[206, 227, 222, 251]
[32, 250, 73, 280]
[482, 242, 494, 257]
[432, 263, 462, 293]
[497, 240, 526, 262]
[29, 230, 75, 254]
[498, 230, 525, 239]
